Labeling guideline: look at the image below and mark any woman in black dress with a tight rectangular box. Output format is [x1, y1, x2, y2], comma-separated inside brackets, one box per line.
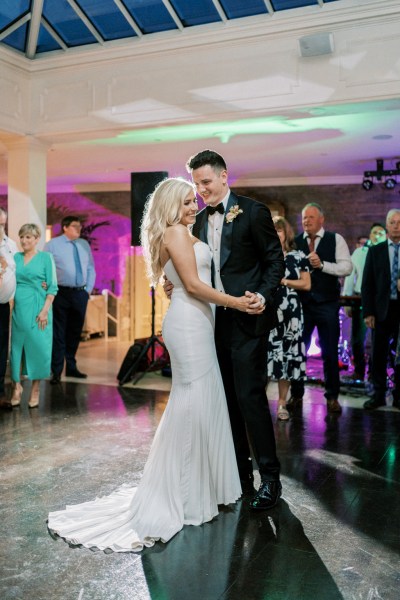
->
[267, 217, 311, 420]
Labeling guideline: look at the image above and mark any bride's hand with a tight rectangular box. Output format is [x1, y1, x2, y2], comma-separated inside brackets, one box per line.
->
[244, 291, 265, 315]
[232, 295, 254, 313]
[163, 276, 174, 299]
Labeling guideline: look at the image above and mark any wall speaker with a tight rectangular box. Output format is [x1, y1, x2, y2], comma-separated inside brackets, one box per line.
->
[298, 32, 334, 57]
[131, 171, 168, 246]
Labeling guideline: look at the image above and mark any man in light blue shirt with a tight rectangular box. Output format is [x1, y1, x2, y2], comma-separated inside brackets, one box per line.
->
[45, 216, 96, 383]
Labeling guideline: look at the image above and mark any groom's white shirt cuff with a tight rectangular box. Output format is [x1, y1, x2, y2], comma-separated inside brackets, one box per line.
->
[255, 292, 265, 305]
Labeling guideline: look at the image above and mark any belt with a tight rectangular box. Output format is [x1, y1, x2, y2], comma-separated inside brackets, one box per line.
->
[59, 285, 86, 291]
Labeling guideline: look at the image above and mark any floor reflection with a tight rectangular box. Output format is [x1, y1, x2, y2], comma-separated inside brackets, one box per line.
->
[141, 500, 342, 600]
[0, 344, 399, 599]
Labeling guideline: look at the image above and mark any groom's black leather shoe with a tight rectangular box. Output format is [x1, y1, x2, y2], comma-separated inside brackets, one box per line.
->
[249, 480, 282, 510]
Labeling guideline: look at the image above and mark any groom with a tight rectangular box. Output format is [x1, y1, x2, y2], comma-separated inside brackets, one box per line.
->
[187, 150, 284, 509]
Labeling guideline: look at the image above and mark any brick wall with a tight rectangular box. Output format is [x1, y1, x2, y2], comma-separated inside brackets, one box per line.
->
[233, 184, 399, 252]
[2, 184, 399, 341]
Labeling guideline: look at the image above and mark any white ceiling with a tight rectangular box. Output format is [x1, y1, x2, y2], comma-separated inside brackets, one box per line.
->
[0, 0, 399, 193]
[41, 99, 400, 191]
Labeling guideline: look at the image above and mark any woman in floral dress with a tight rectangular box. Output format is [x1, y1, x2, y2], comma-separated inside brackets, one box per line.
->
[267, 217, 311, 420]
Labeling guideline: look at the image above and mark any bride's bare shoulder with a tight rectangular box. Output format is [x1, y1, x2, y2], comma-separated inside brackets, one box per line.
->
[164, 224, 190, 243]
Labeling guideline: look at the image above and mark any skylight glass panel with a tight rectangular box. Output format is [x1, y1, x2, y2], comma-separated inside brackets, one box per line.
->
[271, 0, 317, 10]
[171, 0, 222, 26]
[220, 0, 268, 19]
[0, 0, 343, 57]
[0, 0, 30, 31]
[123, 0, 177, 34]
[43, 0, 98, 47]
[1, 21, 28, 52]
[36, 23, 63, 54]
[75, 0, 137, 41]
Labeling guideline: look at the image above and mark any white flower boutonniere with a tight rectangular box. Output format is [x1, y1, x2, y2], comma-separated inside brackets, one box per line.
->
[225, 205, 243, 224]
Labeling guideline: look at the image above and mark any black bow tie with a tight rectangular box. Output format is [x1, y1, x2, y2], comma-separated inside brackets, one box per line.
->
[206, 203, 224, 216]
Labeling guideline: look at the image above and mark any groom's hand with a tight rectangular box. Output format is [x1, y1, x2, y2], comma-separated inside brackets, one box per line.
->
[245, 291, 265, 315]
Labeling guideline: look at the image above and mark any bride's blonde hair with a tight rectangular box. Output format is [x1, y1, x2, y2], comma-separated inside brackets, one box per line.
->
[141, 177, 196, 286]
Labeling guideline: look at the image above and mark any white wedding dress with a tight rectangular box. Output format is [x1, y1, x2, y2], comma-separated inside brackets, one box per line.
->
[48, 242, 241, 552]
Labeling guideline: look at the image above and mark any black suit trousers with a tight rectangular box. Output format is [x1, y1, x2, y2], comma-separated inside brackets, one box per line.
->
[350, 304, 367, 378]
[51, 288, 89, 375]
[292, 300, 340, 400]
[370, 299, 400, 400]
[214, 306, 280, 481]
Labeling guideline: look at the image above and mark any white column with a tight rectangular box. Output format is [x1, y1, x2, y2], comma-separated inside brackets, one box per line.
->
[6, 136, 48, 248]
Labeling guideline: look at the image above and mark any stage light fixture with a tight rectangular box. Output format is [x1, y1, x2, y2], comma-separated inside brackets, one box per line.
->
[363, 158, 400, 191]
[362, 178, 373, 190]
[384, 177, 396, 189]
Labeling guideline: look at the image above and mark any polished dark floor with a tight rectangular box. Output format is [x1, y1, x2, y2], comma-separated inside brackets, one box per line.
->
[0, 341, 399, 600]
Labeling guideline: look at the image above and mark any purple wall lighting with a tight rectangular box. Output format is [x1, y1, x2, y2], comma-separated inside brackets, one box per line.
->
[47, 193, 132, 296]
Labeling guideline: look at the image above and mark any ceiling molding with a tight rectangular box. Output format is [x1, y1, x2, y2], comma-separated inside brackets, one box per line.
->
[71, 175, 364, 194]
[233, 175, 365, 187]
[1, 0, 399, 74]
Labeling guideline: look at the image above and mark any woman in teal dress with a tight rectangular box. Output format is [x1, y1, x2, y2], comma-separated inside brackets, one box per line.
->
[10, 224, 58, 409]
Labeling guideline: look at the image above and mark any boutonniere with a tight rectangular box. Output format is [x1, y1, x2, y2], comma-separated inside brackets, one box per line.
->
[225, 205, 243, 224]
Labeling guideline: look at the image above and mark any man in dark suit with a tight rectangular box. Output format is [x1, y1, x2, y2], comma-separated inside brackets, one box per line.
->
[187, 150, 284, 510]
[342, 223, 386, 381]
[361, 208, 400, 409]
[290, 203, 352, 413]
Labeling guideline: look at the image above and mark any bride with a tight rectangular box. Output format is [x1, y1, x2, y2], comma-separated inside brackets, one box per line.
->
[48, 177, 252, 552]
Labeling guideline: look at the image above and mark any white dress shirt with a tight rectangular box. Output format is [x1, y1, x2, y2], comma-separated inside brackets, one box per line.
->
[343, 243, 371, 296]
[0, 234, 17, 303]
[304, 227, 352, 277]
[207, 189, 230, 293]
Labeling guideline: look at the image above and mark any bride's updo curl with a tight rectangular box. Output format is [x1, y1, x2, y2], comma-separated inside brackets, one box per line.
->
[141, 177, 196, 286]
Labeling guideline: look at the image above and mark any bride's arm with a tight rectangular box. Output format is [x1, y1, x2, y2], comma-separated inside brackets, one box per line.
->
[164, 225, 251, 312]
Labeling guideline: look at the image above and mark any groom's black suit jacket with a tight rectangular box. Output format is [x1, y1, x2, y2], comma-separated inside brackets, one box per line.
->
[193, 192, 284, 336]
[361, 241, 392, 322]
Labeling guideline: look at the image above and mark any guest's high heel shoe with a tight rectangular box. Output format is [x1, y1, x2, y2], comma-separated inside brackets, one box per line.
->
[28, 388, 40, 409]
[11, 382, 23, 407]
[277, 401, 289, 421]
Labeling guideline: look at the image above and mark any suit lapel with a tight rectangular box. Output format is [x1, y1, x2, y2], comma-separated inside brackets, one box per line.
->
[196, 208, 208, 243]
[220, 193, 237, 270]
[195, 207, 215, 285]
[379, 242, 390, 278]
[296, 234, 308, 254]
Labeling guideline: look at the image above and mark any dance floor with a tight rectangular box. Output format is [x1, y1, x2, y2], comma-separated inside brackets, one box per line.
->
[0, 339, 399, 600]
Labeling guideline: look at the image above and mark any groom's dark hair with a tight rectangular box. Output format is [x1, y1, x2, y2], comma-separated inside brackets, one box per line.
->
[186, 150, 227, 173]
